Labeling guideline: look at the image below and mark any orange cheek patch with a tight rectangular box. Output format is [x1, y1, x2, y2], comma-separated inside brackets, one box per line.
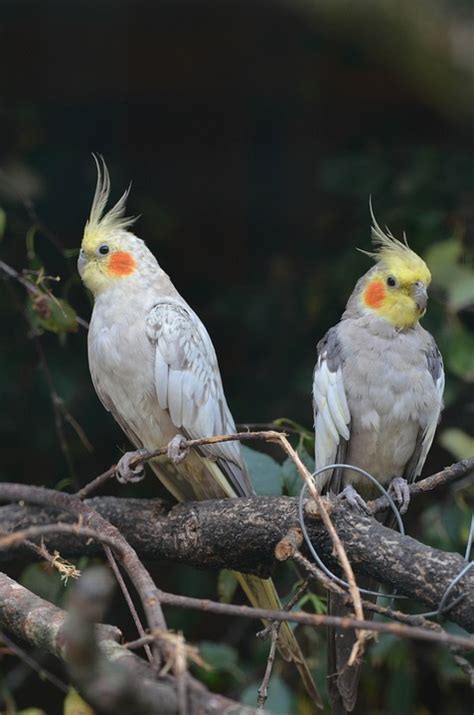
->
[108, 251, 136, 276]
[364, 280, 386, 309]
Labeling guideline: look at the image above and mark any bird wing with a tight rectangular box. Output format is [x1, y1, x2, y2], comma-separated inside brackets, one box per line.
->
[145, 301, 253, 497]
[312, 326, 351, 493]
[89, 359, 145, 450]
[404, 338, 445, 482]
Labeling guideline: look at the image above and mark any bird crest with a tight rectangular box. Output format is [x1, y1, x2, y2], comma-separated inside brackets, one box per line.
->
[83, 155, 136, 251]
[360, 199, 431, 285]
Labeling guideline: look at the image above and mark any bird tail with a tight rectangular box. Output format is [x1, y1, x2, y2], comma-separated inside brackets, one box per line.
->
[327, 590, 360, 714]
[235, 571, 323, 709]
[327, 575, 377, 713]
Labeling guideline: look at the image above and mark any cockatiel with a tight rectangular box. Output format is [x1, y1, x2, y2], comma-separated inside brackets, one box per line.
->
[312, 212, 444, 713]
[78, 157, 322, 708]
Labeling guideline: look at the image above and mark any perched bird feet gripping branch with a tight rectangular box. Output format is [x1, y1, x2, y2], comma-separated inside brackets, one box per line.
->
[388, 476, 411, 514]
[116, 449, 148, 484]
[167, 434, 190, 465]
[338, 484, 370, 514]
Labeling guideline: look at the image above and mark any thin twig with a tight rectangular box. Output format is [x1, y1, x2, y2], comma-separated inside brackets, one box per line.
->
[369, 457, 474, 512]
[0, 259, 88, 329]
[293, 550, 474, 684]
[174, 632, 189, 715]
[156, 590, 474, 651]
[23, 539, 80, 583]
[292, 550, 438, 630]
[257, 627, 279, 710]
[34, 337, 78, 486]
[0, 630, 69, 695]
[0, 483, 168, 665]
[270, 432, 368, 660]
[75, 431, 474, 504]
[76, 465, 117, 499]
[104, 545, 154, 665]
[257, 579, 309, 641]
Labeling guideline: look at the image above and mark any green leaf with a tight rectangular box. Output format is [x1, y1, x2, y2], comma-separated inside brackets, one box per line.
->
[425, 238, 474, 311]
[439, 429, 474, 460]
[441, 324, 474, 382]
[63, 688, 94, 715]
[241, 445, 284, 496]
[297, 592, 327, 615]
[27, 294, 79, 335]
[20, 563, 67, 605]
[386, 653, 416, 715]
[273, 417, 315, 455]
[194, 641, 245, 685]
[198, 641, 239, 672]
[217, 569, 239, 604]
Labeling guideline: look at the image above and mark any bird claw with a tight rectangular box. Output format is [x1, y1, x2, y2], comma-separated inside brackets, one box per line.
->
[167, 434, 189, 465]
[388, 477, 411, 515]
[116, 449, 147, 484]
[338, 485, 370, 514]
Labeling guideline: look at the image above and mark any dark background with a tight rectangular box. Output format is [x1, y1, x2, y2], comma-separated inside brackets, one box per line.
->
[0, 1, 473, 713]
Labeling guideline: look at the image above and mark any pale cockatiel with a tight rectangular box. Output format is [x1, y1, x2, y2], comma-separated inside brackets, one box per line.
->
[312, 213, 444, 713]
[78, 157, 322, 708]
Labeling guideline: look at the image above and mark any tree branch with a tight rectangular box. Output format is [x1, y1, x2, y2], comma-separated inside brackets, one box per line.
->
[0, 570, 258, 714]
[0, 482, 168, 662]
[1, 492, 473, 633]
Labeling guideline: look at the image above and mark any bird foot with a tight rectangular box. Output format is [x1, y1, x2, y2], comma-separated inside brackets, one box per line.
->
[116, 449, 147, 484]
[388, 476, 411, 515]
[167, 434, 189, 465]
[338, 485, 370, 514]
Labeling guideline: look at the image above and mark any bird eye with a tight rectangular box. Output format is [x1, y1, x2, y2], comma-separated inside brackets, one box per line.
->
[98, 244, 109, 255]
[386, 276, 397, 287]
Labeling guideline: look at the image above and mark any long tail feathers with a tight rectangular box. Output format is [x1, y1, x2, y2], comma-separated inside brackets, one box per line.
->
[328, 591, 360, 714]
[149, 456, 323, 707]
[327, 574, 378, 713]
[235, 572, 323, 709]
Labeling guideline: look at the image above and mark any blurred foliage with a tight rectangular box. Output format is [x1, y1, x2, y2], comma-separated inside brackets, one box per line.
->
[0, 0, 473, 713]
[62, 689, 93, 715]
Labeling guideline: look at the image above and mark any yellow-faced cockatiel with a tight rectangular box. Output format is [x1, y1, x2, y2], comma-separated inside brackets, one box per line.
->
[312, 213, 444, 713]
[78, 157, 322, 708]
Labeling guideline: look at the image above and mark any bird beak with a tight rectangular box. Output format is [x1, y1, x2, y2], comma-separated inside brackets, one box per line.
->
[77, 248, 87, 278]
[412, 281, 428, 312]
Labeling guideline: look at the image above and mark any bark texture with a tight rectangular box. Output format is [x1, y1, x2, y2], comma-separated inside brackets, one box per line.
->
[1, 495, 473, 632]
[0, 570, 258, 715]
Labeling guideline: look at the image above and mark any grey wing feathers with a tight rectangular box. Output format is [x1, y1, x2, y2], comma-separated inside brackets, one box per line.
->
[146, 302, 253, 497]
[405, 339, 444, 481]
[312, 327, 351, 493]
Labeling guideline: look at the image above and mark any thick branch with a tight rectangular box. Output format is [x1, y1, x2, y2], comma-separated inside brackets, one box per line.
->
[1, 494, 473, 632]
[0, 570, 257, 715]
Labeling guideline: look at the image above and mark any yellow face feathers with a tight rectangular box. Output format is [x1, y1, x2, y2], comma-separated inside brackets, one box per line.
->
[82, 155, 136, 253]
[360, 206, 432, 329]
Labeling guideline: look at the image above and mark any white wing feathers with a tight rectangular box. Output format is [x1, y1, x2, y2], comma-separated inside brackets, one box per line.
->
[412, 349, 445, 478]
[146, 301, 252, 496]
[312, 332, 351, 470]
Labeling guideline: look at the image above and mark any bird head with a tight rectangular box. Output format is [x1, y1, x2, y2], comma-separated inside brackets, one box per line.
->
[358, 206, 432, 329]
[78, 156, 144, 296]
